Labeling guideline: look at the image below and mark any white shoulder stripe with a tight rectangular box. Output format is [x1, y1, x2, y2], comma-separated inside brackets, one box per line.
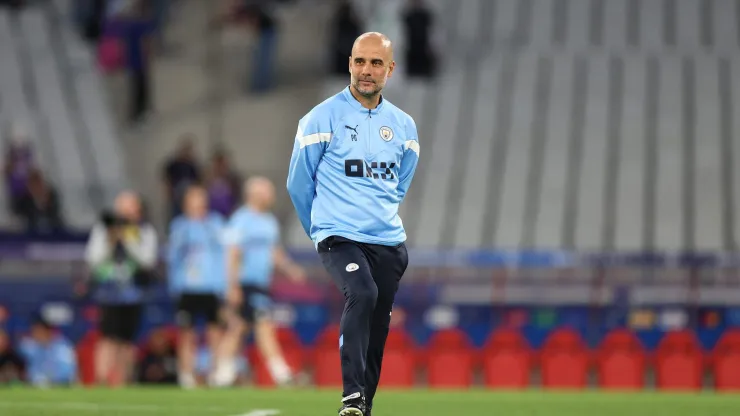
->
[404, 140, 420, 155]
[298, 132, 332, 148]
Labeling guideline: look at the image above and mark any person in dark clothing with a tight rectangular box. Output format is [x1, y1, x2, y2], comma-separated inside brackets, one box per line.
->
[0, 329, 25, 385]
[244, 4, 278, 93]
[3, 129, 35, 217]
[402, 0, 437, 78]
[330, 0, 363, 76]
[204, 149, 241, 217]
[219, 2, 279, 93]
[82, 0, 107, 43]
[108, 0, 156, 123]
[17, 169, 64, 234]
[0, 0, 25, 11]
[137, 328, 177, 385]
[163, 136, 201, 220]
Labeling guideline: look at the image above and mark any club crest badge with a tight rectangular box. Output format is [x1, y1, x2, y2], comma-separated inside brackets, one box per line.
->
[379, 126, 394, 142]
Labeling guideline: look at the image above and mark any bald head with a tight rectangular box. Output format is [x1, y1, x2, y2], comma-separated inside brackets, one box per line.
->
[114, 190, 141, 221]
[184, 185, 207, 218]
[244, 176, 275, 212]
[351, 32, 394, 61]
[349, 32, 396, 102]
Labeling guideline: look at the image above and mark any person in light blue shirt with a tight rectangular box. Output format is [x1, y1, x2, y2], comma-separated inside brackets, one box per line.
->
[18, 315, 77, 387]
[286, 32, 418, 416]
[167, 184, 227, 388]
[212, 176, 305, 388]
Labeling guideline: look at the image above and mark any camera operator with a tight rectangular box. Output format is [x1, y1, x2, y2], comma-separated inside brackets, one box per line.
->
[84, 191, 158, 386]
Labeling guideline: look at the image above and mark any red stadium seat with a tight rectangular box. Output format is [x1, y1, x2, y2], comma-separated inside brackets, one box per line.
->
[596, 329, 646, 390]
[482, 329, 532, 389]
[540, 328, 589, 389]
[76, 330, 101, 385]
[710, 329, 740, 391]
[378, 329, 416, 388]
[312, 326, 343, 387]
[655, 330, 703, 391]
[429, 328, 469, 349]
[250, 327, 306, 387]
[425, 328, 475, 388]
[317, 325, 341, 346]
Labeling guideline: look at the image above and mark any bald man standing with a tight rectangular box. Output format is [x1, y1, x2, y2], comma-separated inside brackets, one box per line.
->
[287, 33, 420, 416]
[216, 177, 306, 387]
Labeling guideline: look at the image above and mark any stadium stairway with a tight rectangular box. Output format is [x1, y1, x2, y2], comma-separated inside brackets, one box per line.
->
[0, 4, 127, 229]
[289, 0, 740, 252]
[101, 0, 333, 231]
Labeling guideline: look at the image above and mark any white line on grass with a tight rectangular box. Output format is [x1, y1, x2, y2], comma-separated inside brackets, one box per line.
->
[0, 402, 229, 413]
[231, 410, 281, 416]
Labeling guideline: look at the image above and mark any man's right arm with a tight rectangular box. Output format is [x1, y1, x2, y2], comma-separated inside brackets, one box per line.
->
[286, 112, 332, 237]
[223, 217, 245, 304]
[166, 219, 184, 294]
[84, 224, 111, 268]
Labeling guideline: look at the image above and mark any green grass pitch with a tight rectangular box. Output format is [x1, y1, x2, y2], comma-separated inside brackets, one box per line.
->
[0, 387, 739, 416]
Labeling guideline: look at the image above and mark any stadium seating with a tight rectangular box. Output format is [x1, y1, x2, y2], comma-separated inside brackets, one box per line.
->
[378, 328, 417, 388]
[596, 329, 646, 390]
[424, 328, 476, 388]
[289, 0, 740, 252]
[654, 330, 704, 391]
[710, 329, 740, 391]
[539, 328, 589, 389]
[64, 322, 740, 391]
[0, 4, 128, 229]
[312, 325, 343, 387]
[75, 329, 100, 386]
[482, 328, 532, 389]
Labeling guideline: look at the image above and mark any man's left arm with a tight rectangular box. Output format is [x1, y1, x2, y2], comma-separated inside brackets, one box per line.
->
[18, 340, 44, 386]
[273, 246, 305, 283]
[397, 119, 421, 202]
[53, 341, 78, 384]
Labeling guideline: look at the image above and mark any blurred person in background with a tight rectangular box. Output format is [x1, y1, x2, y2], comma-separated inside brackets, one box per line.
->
[76, 0, 107, 43]
[402, 0, 436, 79]
[18, 314, 77, 387]
[84, 190, 158, 386]
[3, 125, 35, 217]
[218, 1, 279, 93]
[163, 136, 201, 221]
[108, 0, 156, 123]
[167, 185, 227, 389]
[0, 328, 25, 385]
[136, 327, 177, 385]
[0, 0, 25, 11]
[17, 169, 64, 234]
[205, 149, 241, 217]
[243, 3, 278, 93]
[213, 177, 306, 387]
[195, 341, 248, 385]
[330, 0, 363, 76]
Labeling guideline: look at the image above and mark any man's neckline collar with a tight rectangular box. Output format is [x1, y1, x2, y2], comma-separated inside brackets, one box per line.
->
[343, 86, 385, 115]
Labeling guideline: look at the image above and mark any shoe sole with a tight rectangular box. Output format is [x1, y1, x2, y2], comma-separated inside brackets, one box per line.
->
[339, 409, 364, 416]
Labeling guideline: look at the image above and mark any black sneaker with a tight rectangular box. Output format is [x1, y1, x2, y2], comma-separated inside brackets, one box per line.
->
[338, 393, 367, 416]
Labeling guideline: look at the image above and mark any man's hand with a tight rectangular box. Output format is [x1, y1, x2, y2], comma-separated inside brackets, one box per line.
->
[106, 227, 122, 243]
[226, 284, 243, 307]
[287, 265, 307, 284]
